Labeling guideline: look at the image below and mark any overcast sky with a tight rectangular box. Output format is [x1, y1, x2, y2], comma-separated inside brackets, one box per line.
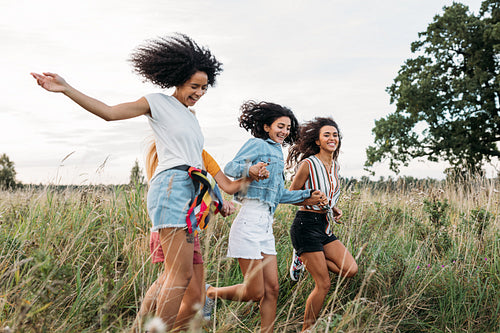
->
[1, 0, 495, 185]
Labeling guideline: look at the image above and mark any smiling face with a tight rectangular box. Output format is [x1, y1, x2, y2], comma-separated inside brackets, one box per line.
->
[172, 71, 208, 107]
[315, 125, 339, 154]
[264, 116, 291, 144]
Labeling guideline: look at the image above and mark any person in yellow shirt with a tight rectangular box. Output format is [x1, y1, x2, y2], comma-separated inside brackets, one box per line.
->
[137, 142, 267, 331]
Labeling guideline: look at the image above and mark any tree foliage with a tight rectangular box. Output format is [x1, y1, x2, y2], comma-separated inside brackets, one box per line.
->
[129, 159, 145, 186]
[0, 153, 18, 190]
[366, 0, 500, 175]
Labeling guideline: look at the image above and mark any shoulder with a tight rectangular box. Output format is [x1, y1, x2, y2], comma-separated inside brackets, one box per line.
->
[296, 160, 311, 174]
[297, 158, 313, 173]
[144, 93, 166, 107]
[241, 137, 265, 149]
[249, 137, 265, 145]
[145, 93, 180, 106]
[290, 159, 311, 190]
[304, 156, 315, 163]
[144, 92, 166, 100]
[301, 156, 316, 169]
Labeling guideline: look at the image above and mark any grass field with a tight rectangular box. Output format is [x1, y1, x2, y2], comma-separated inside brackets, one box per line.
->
[1, 178, 499, 332]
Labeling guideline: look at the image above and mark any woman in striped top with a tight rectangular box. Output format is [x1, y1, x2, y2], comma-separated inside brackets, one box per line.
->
[286, 117, 358, 332]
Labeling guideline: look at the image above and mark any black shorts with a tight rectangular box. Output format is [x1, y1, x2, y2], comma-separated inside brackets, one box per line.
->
[290, 211, 338, 256]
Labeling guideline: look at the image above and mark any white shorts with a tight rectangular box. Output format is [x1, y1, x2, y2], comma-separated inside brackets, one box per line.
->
[227, 199, 276, 259]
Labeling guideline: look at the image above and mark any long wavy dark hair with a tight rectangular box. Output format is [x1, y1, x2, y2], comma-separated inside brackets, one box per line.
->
[238, 100, 299, 146]
[129, 33, 223, 88]
[287, 117, 342, 168]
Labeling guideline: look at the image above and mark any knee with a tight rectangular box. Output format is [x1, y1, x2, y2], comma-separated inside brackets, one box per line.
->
[245, 284, 265, 302]
[249, 289, 265, 302]
[315, 278, 331, 295]
[344, 262, 358, 278]
[264, 283, 280, 300]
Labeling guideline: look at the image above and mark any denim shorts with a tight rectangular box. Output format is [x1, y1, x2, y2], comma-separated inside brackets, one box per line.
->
[147, 169, 198, 232]
[290, 211, 338, 256]
[227, 199, 276, 259]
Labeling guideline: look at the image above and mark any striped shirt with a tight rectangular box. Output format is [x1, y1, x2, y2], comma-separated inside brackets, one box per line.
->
[302, 155, 340, 211]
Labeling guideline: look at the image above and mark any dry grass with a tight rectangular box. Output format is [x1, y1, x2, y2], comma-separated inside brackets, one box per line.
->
[0, 177, 499, 332]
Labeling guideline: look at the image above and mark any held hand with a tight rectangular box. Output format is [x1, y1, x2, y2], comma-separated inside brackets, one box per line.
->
[30, 72, 69, 93]
[332, 206, 343, 222]
[302, 190, 327, 206]
[248, 162, 269, 182]
[220, 200, 236, 217]
[311, 190, 328, 206]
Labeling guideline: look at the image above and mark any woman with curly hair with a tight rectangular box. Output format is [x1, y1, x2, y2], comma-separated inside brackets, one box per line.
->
[31, 33, 225, 330]
[203, 101, 327, 333]
[286, 117, 358, 332]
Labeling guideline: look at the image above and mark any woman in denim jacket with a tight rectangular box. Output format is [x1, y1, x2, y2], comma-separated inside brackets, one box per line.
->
[204, 101, 326, 332]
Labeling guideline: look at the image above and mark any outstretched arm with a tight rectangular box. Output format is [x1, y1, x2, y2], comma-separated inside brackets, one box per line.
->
[214, 161, 269, 195]
[214, 171, 250, 195]
[31, 72, 150, 121]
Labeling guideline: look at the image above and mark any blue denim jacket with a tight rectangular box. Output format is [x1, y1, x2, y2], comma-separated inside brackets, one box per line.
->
[224, 138, 311, 214]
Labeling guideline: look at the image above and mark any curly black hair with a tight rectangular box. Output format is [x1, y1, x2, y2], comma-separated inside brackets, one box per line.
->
[286, 117, 342, 168]
[238, 100, 299, 146]
[129, 33, 223, 88]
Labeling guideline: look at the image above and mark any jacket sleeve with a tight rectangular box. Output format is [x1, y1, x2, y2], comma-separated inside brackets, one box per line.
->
[279, 188, 311, 204]
[224, 138, 261, 178]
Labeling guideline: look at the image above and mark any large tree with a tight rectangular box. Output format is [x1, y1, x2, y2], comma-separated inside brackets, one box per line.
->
[365, 0, 500, 175]
[0, 153, 18, 190]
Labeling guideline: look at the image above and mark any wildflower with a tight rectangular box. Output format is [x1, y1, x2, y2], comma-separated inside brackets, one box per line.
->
[417, 266, 420, 269]
[485, 258, 488, 261]
[427, 264, 431, 268]
[144, 317, 166, 333]
[441, 265, 445, 268]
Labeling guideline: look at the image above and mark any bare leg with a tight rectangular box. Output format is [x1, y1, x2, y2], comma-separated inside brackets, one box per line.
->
[323, 240, 358, 277]
[155, 228, 194, 330]
[206, 258, 265, 302]
[137, 272, 165, 317]
[131, 272, 163, 332]
[299, 252, 331, 332]
[260, 254, 279, 333]
[174, 263, 204, 331]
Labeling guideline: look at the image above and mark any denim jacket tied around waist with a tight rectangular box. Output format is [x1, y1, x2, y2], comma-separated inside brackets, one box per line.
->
[224, 137, 311, 214]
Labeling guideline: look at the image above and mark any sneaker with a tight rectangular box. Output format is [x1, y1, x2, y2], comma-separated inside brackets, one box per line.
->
[203, 284, 215, 321]
[290, 249, 304, 282]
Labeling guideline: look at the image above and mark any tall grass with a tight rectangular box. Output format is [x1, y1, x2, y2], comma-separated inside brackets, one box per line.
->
[0, 178, 498, 332]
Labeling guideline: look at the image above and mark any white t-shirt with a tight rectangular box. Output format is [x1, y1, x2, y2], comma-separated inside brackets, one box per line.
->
[145, 93, 204, 180]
